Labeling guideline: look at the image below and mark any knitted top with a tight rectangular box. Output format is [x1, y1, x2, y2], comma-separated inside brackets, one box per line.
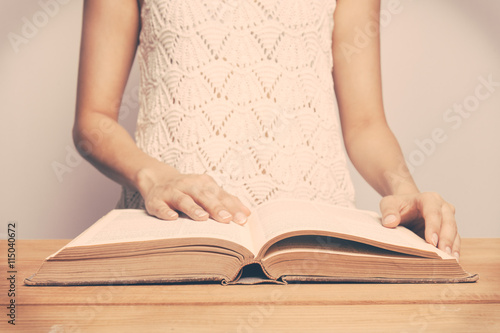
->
[117, 0, 356, 210]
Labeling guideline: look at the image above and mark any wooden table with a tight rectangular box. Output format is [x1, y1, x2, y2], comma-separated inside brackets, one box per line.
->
[1, 239, 499, 332]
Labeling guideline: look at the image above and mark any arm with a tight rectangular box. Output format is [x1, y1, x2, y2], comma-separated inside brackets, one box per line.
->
[332, 0, 460, 259]
[73, 0, 250, 224]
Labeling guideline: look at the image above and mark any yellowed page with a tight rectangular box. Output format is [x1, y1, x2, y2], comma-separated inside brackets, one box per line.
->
[253, 198, 453, 260]
[58, 209, 255, 255]
[245, 208, 269, 257]
[263, 236, 418, 260]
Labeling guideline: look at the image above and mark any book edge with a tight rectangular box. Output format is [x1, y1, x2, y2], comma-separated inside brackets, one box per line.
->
[280, 273, 479, 284]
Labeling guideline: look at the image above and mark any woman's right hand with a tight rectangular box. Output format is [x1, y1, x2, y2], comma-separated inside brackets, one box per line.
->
[136, 167, 251, 225]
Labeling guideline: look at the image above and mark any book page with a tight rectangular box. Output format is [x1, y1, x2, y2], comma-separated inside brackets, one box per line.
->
[264, 235, 421, 260]
[253, 198, 452, 259]
[63, 209, 255, 254]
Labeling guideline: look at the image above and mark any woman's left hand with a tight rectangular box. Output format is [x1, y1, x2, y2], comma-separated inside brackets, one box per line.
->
[379, 192, 460, 261]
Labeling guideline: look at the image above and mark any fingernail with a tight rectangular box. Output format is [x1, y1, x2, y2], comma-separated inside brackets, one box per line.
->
[195, 209, 208, 218]
[453, 251, 460, 261]
[218, 210, 232, 219]
[445, 246, 452, 255]
[167, 210, 178, 218]
[432, 233, 439, 247]
[233, 212, 247, 225]
[383, 214, 397, 226]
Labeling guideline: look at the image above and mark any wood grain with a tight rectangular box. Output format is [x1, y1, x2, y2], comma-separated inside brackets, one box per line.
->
[10, 304, 500, 332]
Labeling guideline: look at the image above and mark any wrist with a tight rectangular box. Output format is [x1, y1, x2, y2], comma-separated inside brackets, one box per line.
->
[391, 183, 420, 196]
[382, 170, 420, 196]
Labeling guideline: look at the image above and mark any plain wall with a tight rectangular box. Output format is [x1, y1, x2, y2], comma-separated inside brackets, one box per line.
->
[1, 0, 499, 239]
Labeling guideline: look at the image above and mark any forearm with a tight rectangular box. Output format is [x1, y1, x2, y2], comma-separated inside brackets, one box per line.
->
[73, 0, 181, 194]
[73, 111, 180, 193]
[344, 120, 419, 197]
[331, 0, 417, 196]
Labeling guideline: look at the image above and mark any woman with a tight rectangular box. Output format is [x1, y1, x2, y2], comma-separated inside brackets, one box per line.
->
[73, 0, 460, 260]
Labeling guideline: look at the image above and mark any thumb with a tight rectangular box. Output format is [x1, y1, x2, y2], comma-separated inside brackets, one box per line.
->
[380, 195, 402, 228]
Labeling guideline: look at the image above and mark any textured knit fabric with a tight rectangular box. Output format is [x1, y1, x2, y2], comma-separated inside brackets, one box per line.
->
[117, 0, 356, 210]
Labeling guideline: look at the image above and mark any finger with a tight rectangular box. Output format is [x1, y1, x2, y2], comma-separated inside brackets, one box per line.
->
[437, 203, 458, 255]
[452, 233, 461, 261]
[419, 193, 443, 247]
[379, 195, 402, 228]
[176, 174, 234, 224]
[166, 189, 213, 222]
[189, 188, 233, 224]
[218, 192, 252, 225]
[145, 198, 179, 221]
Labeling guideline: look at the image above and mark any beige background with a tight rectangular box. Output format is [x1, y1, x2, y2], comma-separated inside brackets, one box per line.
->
[1, 0, 499, 239]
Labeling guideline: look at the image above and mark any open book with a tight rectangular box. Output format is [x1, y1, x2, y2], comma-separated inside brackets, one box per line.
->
[25, 199, 477, 285]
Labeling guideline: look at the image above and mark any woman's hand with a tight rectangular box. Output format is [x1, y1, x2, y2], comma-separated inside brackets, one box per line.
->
[380, 192, 460, 260]
[136, 167, 251, 225]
